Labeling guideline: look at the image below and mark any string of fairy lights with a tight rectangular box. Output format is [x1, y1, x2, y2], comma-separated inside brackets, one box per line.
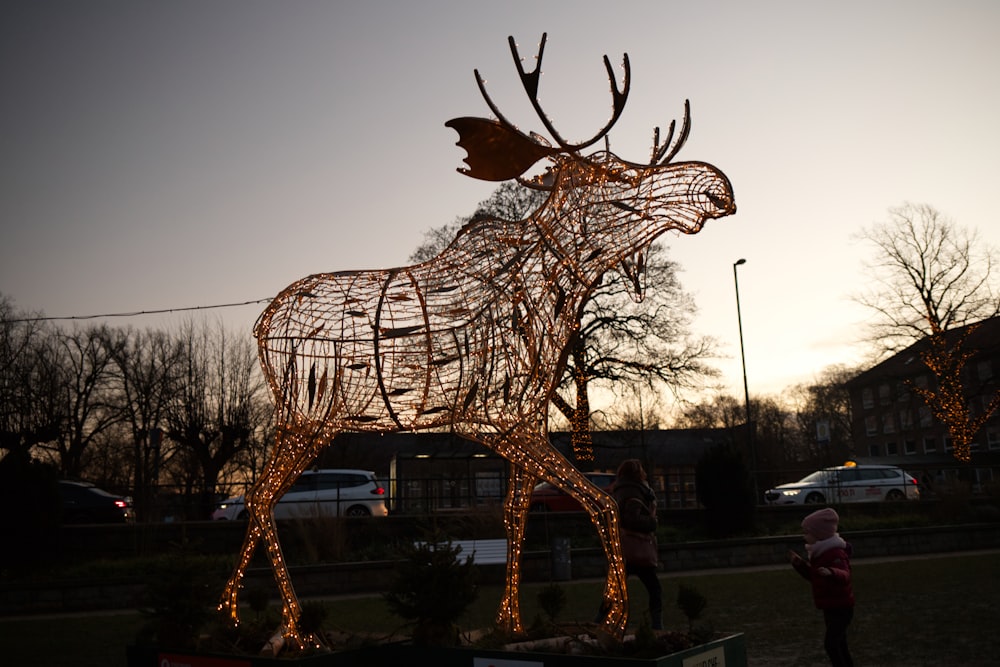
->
[218, 33, 735, 654]
[911, 324, 1000, 464]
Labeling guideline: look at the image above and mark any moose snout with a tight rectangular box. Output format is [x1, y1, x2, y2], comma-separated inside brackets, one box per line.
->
[699, 163, 736, 217]
[707, 189, 736, 215]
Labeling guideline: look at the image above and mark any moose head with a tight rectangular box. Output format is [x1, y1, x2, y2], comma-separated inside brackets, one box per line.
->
[447, 32, 734, 300]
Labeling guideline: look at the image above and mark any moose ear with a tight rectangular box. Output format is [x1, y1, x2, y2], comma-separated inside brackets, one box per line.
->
[446, 117, 557, 181]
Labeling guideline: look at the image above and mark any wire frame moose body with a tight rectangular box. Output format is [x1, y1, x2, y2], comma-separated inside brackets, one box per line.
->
[220, 33, 736, 652]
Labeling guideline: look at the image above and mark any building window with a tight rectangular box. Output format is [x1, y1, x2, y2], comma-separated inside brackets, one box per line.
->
[904, 439, 917, 455]
[918, 406, 933, 427]
[868, 443, 881, 457]
[988, 429, 1000, 451]
[878, 383, 891, 406]
[862, 387, 874, 410]
[667, 468, 698, 509]
[882, 413, 895, 434]
[886, 441, 898, 455]
[944, 437, 953, 452]
[896, 381, 909, 402]
[899, 409, 913, 430]
[914, 374, 929, 389]
[924, 436, 937, 452]
[865, 416, 878, 436]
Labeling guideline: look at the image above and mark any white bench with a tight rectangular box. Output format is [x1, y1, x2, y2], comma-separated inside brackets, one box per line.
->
[454, 538, 508, 565]
[417, 538, 508, 565]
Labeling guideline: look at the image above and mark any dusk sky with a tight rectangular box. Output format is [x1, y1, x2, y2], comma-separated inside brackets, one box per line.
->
[2, 1, 998, 406]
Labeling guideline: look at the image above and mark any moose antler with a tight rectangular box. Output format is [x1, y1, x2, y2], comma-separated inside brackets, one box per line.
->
[446, 34, 631, 183]
[495, 32, 630, 152]
[650, 99, 692, 165]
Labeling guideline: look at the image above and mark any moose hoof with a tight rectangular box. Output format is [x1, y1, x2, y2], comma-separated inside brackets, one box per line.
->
[260, 632, 285, 657]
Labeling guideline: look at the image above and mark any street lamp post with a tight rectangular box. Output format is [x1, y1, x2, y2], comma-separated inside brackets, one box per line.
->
[733, 258, 758, 502]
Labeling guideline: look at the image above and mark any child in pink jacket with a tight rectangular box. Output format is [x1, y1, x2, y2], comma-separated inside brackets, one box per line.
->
[790, 507, 854, 667]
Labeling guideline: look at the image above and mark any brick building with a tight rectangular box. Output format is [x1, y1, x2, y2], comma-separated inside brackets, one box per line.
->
[844, 316, 1000, 493]
[313, 426, 749, 513]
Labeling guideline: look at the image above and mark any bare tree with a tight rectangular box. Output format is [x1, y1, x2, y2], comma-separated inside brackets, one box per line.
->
[108, 327, 184, 521]
[750, 395, 799, 485]
[45, 325, 124, 478]
[0, 304, 273, 511]
[674, 393, 745, 430]
[555, 242, 717, 461]
[856, 203, 999, 351]
[164, 320, 264, 519]
[856, 203, 1000, 462]
[218, 394, 275, 494]
[410, 182, 546, 262]
[411, 184, 718, 463]
[0, 296, 62, 459]
[787, 364, 858, 466]
[675, 391, 797, 492]
[599, 381, 667, 431]
[0, 297, 62, 566]
[0, 300, 139, 504]
[78, 422, 134, 489]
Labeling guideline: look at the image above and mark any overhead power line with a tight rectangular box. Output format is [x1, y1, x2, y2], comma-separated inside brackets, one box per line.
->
[10, 298, 271, 324]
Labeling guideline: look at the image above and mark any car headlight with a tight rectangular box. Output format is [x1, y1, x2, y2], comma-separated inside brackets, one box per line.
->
[781, 489, 801, 497]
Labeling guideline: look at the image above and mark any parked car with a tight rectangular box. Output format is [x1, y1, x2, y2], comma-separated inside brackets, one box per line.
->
[529, 472, 616, 512]
[58, 480, 133, 524]
[764, 464, 920, 505]
[212, 469, 388, 520]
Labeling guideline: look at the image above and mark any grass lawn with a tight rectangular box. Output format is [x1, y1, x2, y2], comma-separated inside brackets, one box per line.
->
[3, 550, 998, 667]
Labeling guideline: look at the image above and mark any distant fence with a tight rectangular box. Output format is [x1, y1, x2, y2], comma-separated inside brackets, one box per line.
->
[133, 460, 1000, 523]
[34, 499, 998, 567]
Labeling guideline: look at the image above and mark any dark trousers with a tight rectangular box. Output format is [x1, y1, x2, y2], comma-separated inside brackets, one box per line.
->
[626, 562, 662, 628]
[822, 606, 854, 667]
[596, 563, 663, 629]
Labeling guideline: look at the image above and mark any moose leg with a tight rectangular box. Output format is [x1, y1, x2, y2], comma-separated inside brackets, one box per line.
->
[574, 473, 628, 639]
[521, 458, 628, 639]
[219, 519, 264, 626]
[245, 429, 327, 655]
[495, 464, 537, 634]
[550, 462, 628, 640]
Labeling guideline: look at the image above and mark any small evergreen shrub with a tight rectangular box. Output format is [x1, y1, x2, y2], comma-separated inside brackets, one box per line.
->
[383, 535, 479, 646]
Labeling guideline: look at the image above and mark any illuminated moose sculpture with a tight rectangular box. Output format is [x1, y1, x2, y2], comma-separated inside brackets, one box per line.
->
[220, 33, 735, 652]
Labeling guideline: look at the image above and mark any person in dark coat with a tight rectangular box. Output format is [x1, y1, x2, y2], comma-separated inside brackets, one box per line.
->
[612, 458, 663, 630]
[790, 507, 855, 667]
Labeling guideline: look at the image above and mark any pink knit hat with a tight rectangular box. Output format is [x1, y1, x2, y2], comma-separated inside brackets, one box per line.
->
[802, 508, 839, 540]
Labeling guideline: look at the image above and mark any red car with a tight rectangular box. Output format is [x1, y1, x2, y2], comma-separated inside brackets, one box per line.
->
[528, 472, 616, 512]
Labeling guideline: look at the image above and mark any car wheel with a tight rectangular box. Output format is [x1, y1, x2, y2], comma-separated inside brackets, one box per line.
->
[886, 489, 905, 501]
[345, 505, 371, 517]
[804, 492, 825, 504]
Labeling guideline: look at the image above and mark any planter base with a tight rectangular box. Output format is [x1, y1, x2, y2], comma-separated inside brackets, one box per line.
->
[128, 633, 746, 667]
[379, 633, 746, 666]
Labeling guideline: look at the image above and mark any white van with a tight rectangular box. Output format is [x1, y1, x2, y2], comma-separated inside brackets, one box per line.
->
[213, 469, 389, 519]
[764, 464, 920, 505]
